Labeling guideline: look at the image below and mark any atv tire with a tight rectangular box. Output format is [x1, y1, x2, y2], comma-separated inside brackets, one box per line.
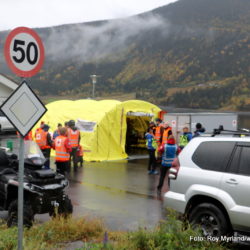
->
[51, 196, 73, 218]
[7, 200, 34, 228]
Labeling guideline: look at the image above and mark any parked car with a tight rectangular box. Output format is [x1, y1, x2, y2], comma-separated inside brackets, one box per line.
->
[0, 111, 14, 132]
[164, 135, 250, 238]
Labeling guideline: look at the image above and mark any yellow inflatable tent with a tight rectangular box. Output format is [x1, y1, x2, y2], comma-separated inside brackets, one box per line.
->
[35, 100, 161, 161]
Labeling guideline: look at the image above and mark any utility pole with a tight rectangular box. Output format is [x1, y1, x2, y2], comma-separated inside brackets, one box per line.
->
[90, 75, 100, 99]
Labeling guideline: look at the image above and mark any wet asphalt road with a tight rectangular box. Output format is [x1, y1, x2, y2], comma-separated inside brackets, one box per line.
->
[0, 134, 168, 231]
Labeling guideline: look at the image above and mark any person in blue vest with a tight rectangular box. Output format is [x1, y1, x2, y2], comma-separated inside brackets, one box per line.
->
[193, 123, 206, 138]
[179, 126, 192, 149]
[157, 134, 178, 194]
[145, 127, 158, 175]
[53, 123, 62, 139]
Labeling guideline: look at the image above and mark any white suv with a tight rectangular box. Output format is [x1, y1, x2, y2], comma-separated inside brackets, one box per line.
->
[165, 136, 250, 237]
[0, 111, 14, 132]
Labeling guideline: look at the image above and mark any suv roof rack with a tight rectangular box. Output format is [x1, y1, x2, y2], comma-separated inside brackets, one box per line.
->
[212, 125, 250, 137]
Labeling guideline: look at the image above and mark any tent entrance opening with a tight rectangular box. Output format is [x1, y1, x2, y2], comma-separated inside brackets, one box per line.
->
[125, 113, 152, 154]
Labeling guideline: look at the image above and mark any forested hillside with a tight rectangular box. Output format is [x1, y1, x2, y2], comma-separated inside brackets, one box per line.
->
[0, 0, 250, 110]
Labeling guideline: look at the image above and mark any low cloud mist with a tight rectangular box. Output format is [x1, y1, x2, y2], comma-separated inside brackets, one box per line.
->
[44, 14, 168, 63]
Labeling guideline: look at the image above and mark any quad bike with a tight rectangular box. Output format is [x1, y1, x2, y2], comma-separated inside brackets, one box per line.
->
[0, 141, 73, 227]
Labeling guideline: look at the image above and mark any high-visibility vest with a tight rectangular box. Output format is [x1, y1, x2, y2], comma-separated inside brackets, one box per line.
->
[162, 127, 172, 145]
[155, 125, 163, 144]
[55, 136, 70, 162]
[68, 129, 80, 147]
[17, 131, 33, 141]
[162, 144, 177, 167]
[35, 130, 50, 149]
[25, 131, 33, 141]
[179, 135, 189, 147]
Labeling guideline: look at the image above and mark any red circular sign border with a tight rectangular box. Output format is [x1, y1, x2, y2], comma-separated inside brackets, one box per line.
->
[4, 27, 45, 77]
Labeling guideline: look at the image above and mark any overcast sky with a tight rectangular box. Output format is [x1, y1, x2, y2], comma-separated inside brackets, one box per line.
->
[0, 0, 177, 31]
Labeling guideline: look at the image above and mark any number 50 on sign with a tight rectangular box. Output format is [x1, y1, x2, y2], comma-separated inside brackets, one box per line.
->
[4, 27, 44, 78]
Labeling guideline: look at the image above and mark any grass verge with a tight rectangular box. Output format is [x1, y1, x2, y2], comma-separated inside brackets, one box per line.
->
[0, 211, 228, 250]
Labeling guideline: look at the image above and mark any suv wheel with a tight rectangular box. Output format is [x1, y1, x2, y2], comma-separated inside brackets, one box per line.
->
[7, 200, 34, 228]
[189, 203, 229, 237]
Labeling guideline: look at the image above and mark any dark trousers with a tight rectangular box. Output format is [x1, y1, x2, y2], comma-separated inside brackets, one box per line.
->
[157, 166, 170, 190]
[148, 149, 156, 171]
[70, 147, 78, 168]
[56, 161, 69, 175]
[42, 148, 51, 169]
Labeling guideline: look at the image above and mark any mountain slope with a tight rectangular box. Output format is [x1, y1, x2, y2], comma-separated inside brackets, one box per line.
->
[0, 0, 250, 110]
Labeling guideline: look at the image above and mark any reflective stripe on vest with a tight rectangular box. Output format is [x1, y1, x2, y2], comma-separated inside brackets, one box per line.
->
[68, 129, 80, 147]
[55, 136, 70, 161]
[162, 144, 177, 167]
[162, 127, 172, 144]
[155, 126, 161, 143]
[162, 157, 175, 166]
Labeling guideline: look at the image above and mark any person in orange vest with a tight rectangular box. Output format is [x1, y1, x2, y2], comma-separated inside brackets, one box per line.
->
[17, 130, 33, 141]
[77, 145, 84, 167]
[53, 127, 72, 174]
[155, 118, 164, 146]
[68, 120, 81, 170]
[35, 121, 45, 137]
[35, 124, 53, 169]
[162, 122, 172, 145]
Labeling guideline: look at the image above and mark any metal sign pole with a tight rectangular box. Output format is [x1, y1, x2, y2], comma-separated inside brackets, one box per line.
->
[18, 136, 24, 250]
[3, 28, 46, 250]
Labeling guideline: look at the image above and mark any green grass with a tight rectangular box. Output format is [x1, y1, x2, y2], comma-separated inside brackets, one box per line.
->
[0, 211, 228, 250]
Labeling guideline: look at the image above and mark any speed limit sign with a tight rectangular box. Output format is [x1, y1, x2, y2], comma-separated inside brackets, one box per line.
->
[4, 27, 44, 77]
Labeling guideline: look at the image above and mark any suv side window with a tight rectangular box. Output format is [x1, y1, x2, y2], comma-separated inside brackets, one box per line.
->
[228, 146, 241, 174]
[239, 147, 250, 176]
[228, 145, 250, 176]
[192, 141, 235, 172]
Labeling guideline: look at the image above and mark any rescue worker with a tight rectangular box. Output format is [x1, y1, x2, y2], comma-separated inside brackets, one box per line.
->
[162, 121, 172, 145]
[155, 118, 164, 146]
[68, 120, 81, 170]
[54, 127, 72, 174]
[35, 124, 53, 169]
[77, 145, 84, 167]
[179, 127, 192, 149]
[35, 121, 45, 137]
[17, 130, 33, 140]
[157, 135, 178, 195]
[193, 123, 206, 138]
[149, 121, 156, 133]
[25, 131, 33, 140]
[145, 127, 158, 175]
[53, 123, 62, 139]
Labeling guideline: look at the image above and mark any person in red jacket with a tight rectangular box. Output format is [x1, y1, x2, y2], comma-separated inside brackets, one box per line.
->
[53, 127, 72, 174]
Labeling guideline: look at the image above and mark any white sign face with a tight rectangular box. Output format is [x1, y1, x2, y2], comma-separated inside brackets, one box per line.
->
[0, 81, 47, 137]
[76, 119, 96, 132]
[9, 33, 40, 71]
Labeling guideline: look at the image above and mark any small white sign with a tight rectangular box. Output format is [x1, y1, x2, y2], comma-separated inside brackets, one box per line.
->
[232, 119, 237, 127]
[0, 81, 47, 137]
[171, 120, 176, 128]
